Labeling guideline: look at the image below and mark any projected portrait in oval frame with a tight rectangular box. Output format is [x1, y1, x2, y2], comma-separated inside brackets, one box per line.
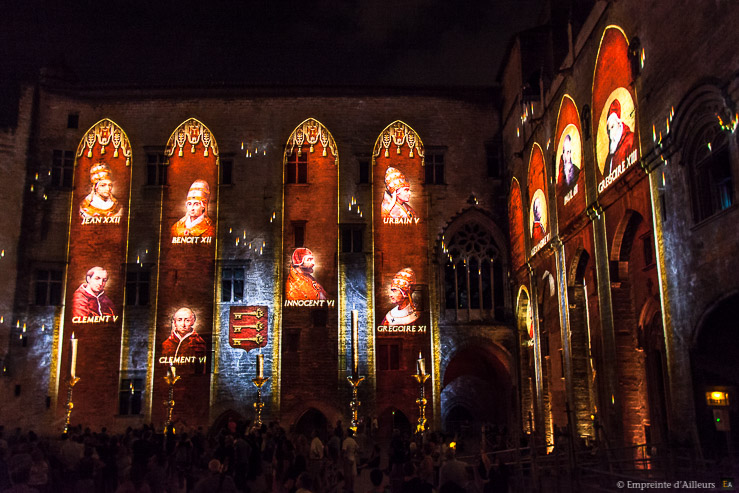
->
[596, 88, 638, 177]
[529, 189, 548, 244]
[555, 124, 582, 199]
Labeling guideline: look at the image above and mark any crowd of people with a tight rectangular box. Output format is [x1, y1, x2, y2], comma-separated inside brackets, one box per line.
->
[0, 421, 511, 493]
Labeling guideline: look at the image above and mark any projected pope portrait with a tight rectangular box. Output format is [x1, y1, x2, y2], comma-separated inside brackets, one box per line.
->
[161, 307, 207, 359]
[72, 266, 116, 318]
[381, 267, 420, 326]
[529, 190, 547, 244]
[171, 179, 216, 237]
[556, 128, 581, 196]
[381, 167, 416, 220]
[598, 91, 637, 176]
[79, 162, 123, 219]
[285, 248, 328, 300]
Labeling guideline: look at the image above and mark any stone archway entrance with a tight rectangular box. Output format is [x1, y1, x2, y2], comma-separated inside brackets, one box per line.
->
[441, 341, 513, 450]
[691, 293, 739, 460]
[295, 407, 329, 442]
[378, 406, 413, 440]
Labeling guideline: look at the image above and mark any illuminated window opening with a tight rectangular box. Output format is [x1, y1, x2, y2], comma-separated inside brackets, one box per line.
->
[425, 150, 445, 184]
[51, 150, 74, 188]
[691, 125, 733, 222]
[119, 378, 144, 415]
[146, 151, 168, 186]
[285, 151, 308, 184]
[377, 341, 401, 371]
[34, 269, 63, 306]
[221, 266, 246, 303]
[125, 268, 150, 306]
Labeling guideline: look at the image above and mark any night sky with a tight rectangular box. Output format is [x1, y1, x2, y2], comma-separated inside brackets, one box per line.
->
[4, 0, 544, 87]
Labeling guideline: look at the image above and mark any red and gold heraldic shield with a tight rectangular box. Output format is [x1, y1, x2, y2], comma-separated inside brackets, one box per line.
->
[229, 306, 268, 352]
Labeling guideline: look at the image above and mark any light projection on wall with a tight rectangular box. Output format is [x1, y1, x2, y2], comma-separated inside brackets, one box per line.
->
[373, 120, 434, 426]
[282, 119, 338, 310]
[229, 306, 268, 351]
[151, 118, 219, 426]
[171, 179, 216, 241]
[516, 284, 534, 342]
[527, 144, 550, 256]
[57, 119, 132, 423]
[593, 26, 640, 194]
[554, 95, 586, 223]
[376, 123, 424, 227]
[529, 189, 548, 245]
[79, 162, 124, 222]
[381, 167, 419, 223]
[377, 267, 427, 334]
[71, 266, 117, 323]
[284, 247, 331, 305]
[556, 128, 581, 202]
[159, 307, 207, 370]
[280, 118, 339, 418]
[284, 119, 338, 164]
[508, 178, 525, 271]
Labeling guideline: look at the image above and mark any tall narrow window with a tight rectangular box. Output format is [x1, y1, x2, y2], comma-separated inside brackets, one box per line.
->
[486, 138, 503, 178]
[220, 158, 234, 185]
[125, 268, 150, 306]
[51, 150, 74, 188]
[444, 263, 456, 309]
[146, 152, 168, 186]
[641, 232, 654, 267]
[469, 257, 480, 309]
[35, 269, 63, 305]
[341, 225, 363, 253]
[285, 331, 300, 353]
[481, 259, 493, 310]
[358, 159, 370, 184]
[425, 151, 445, 184]
[285, 151, 308, 184]
[221, 266, 246, 303]
[67, 113, 79, 129]
[377, 342, 401, 371]
[456, 261, 467, 309]
[292, 221, 306, 248]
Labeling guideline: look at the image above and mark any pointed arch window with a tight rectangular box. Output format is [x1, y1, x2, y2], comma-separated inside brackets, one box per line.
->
[443, 221, 505, 319]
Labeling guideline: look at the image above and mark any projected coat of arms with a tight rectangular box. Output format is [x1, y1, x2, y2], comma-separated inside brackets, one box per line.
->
[229, 306, 268, 351]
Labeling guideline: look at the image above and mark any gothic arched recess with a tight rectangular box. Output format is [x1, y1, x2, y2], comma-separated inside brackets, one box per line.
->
[691, 292, 739, 461]
[439, 208, 509, 323]
[440, 339, 513, 436]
